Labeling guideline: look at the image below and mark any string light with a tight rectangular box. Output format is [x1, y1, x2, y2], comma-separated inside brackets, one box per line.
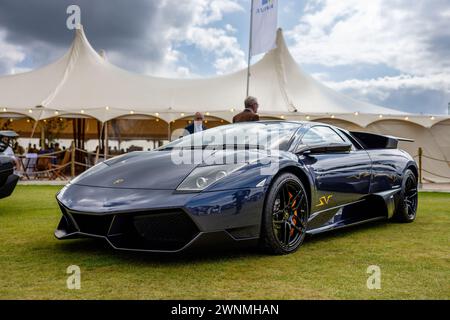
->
[105, 106, 109, 110]
[80, 110, 85, 114]
[430, 116, 435, 120]
[354, 112, 359, 116]
[129, 110, 134, 114]
[28, 109, 33, 113]
[306, 115, 310, 120]
[404, 117, 409, 120]
[379, 114, 383, 118]
[54, 111, 59, 115]
[230, 108, 235, 113]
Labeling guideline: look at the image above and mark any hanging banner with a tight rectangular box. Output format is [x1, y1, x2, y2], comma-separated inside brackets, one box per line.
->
[251, 0, 278, 56]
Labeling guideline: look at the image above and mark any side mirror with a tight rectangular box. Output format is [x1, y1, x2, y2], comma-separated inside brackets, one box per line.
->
[297, 142, 352, 155]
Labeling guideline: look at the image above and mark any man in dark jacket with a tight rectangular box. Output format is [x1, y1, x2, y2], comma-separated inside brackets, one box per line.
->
[184, 112, 207, 134]
[233, 96, 260, 123]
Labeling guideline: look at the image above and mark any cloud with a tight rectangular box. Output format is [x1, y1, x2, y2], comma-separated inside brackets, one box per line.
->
[320, 73, 450, 114]
[173, 26, 246, 74]
[0, 30, 26, 74]
[0, 0, 246, 76]
[287, 0, 450, 74]
[287, 0, 450, 113]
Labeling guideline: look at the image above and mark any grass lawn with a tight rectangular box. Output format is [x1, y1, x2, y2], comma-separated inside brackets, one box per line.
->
[0, 185, 449, 299]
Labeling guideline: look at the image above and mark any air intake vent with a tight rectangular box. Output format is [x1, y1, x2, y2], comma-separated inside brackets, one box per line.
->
[131, 210, 199, 250]
[70, 213, 114, 236]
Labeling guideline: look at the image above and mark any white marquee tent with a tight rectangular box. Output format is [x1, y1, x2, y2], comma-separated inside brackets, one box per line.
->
[0, 26, 449, 182]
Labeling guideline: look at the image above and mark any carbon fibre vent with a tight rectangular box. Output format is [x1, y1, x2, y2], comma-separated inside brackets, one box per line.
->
[70, 213, 114, 236]
[132, 210, 199, 249]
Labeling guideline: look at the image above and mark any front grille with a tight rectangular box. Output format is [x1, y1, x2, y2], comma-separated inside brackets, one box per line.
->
[70, 213, 114, 236]
[133, 211, 199, 244]
[58, 206, 199, 251]
[108, 210, 200, 251]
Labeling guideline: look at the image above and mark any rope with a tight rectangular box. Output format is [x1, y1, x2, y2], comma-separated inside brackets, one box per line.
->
[422, 169, 450, 180]
[74, 161, 93, 168]
[421, 154, 450, 164]
[74, 147, 116, 158]
[17, 162, 71, 176]
[16, 149, 67, 157]
[413, 154, 450, 164]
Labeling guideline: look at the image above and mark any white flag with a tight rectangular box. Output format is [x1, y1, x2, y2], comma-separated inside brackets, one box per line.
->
[251, 0, 278, 56]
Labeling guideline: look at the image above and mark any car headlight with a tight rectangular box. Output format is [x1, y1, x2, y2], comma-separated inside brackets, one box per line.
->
[177, 163, 246, 191]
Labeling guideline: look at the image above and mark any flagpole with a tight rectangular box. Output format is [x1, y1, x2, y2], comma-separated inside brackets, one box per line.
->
[246, 0, 254, 97]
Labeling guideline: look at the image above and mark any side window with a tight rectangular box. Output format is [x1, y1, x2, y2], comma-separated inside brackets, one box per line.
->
[301, 126, 345, 145]
[337, 129, 362, 150]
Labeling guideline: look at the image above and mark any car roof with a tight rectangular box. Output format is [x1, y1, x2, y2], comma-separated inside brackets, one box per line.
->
[255, 120, 334, 128]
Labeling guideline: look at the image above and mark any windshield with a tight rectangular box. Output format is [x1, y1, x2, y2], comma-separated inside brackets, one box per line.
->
[159, 122, 300, 151]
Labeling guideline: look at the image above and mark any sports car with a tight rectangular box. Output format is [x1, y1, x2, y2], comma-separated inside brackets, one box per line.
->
[55, 121, 418, 254]
[0, 130, 19, 200]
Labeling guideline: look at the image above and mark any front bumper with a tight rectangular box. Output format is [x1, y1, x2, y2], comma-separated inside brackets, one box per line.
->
[55, 184, 266, 252]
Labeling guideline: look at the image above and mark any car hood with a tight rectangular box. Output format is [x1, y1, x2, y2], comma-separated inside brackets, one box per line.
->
[71, 149, 268, 190]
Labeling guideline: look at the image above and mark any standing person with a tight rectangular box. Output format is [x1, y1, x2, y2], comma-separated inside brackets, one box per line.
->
[184, 112, 207, 134]
[233, 96, 260, 123]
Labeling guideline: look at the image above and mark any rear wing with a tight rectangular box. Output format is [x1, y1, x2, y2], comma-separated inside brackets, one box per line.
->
[350, 131, 414, 149]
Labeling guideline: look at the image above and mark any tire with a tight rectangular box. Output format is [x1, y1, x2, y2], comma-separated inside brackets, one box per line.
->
[393, 169, 418, 223]
[260, 173, 309, 255]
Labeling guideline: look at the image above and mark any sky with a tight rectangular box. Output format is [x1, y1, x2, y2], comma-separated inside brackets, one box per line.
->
[0, 0, 449, 114]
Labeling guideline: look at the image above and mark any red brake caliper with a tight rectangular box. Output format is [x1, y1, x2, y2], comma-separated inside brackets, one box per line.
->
[288, 192, 297, 237]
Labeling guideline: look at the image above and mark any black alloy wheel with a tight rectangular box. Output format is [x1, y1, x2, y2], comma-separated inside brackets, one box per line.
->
[394, 169, 418, 223]
[260, 173, 309, 254]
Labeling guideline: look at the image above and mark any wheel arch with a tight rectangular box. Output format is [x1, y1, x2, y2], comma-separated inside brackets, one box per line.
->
[271, 165, 313, 208]
[406, 163, 419, 180]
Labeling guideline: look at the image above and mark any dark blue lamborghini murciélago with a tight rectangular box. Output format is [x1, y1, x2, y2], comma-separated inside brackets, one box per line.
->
[55, 121, 418, 254]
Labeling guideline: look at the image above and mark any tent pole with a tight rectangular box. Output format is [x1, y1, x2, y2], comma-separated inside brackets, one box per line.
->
[40, 122, 45, 148]
[246, 0, 254, 97]
[30, 119, 39, 139]
[104, 120, 109, 157]
[167, 121, 171, 142]
[95, 121, 104, 164]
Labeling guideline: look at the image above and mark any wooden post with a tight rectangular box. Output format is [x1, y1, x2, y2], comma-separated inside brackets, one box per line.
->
[418, 147, 423, 185]
[167, 121, 171, 142]
[71, 141, 76, 177]
[40, 122, 45, 148]
[104, 120, 109, 157]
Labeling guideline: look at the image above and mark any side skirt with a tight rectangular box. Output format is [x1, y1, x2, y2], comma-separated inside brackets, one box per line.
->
[306, 216, 386, 235]
[306, 189, 401, 235]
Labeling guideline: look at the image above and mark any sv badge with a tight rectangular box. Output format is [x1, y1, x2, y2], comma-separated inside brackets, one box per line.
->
[316, 195, 333, 207]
